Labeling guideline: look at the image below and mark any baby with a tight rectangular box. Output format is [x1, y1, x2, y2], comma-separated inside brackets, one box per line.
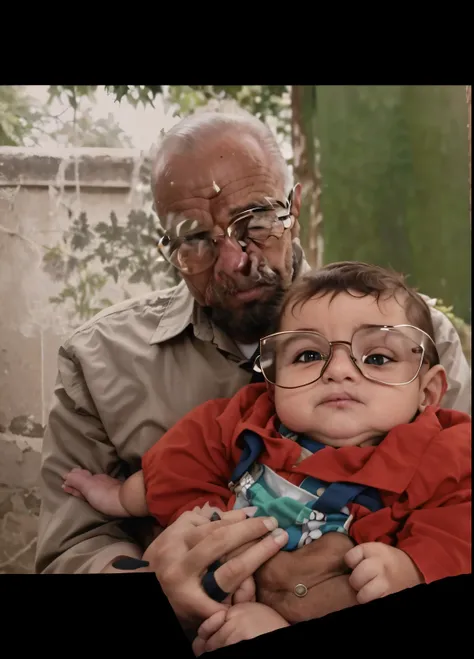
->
[63, 261, 471, 649]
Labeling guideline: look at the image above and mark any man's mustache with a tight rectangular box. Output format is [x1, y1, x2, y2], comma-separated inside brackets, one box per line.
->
[213, 255, 279, 297]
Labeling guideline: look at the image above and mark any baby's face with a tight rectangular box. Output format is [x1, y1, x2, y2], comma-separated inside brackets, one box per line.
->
[273, 291, 430, 448]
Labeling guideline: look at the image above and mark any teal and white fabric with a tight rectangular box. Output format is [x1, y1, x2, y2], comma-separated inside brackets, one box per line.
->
[233, 460, 351, 550]
[231, 424, 357, 551]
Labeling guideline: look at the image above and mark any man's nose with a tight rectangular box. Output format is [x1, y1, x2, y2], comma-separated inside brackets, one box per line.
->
[214, 236, 250, 275]
[322, 345, 361, 383]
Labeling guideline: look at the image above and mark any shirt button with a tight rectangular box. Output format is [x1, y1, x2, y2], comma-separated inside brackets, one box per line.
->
[316, 487, 325, 496]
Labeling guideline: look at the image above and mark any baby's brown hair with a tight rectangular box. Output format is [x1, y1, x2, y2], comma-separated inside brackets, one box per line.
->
[280, 261, 439, 366]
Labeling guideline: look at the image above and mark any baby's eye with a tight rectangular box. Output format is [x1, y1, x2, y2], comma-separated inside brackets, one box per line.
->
[294, 350, 324, 364]
[363, 354, 393, 366]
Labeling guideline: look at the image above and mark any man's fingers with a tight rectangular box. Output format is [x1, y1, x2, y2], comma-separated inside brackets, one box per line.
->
[212, 528, 288, 596]
[174, 509, 222, 528]
[349, 558, 380, 592]
[176, 508, 247, 532]
[186, 516, 279, 569]
[224, 539, 259, 562]
[196, 609, 227, 642]
[192, 502, 223, 518]
[187, 509, 252, 545]
[177, 508, 259, 544]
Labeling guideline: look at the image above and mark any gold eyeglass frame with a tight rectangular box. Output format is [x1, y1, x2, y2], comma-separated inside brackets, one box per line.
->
[157, 185, 298, 275]
[253, 324, 440, 389]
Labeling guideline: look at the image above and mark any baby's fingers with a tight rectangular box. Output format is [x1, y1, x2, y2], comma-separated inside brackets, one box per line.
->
[196, 609, 227, 642]
[349, 558, 380, 592]
[345, 544, 365, 570]
[356, 575, 389, 604]
[232, 576, 256, 604]
[191, 636, 207, 657]
[61, 484, 86, 500]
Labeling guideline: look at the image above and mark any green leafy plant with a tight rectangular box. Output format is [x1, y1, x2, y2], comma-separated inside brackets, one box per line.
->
[0, 85, 134, 148]
[43, 209, 178, 325]
[48, 107, 134, 148]
[0, 86, 49, 146]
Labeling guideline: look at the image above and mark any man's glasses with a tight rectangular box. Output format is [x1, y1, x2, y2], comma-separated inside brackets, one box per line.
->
[253, 324, 439, 388]
[157, 187, 296, 275]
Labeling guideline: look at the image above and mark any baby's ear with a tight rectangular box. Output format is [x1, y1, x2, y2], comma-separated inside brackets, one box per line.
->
[418, 365, 448, 411]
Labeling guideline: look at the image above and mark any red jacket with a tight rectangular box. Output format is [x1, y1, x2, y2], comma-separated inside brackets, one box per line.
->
[142, 383, 472, 584]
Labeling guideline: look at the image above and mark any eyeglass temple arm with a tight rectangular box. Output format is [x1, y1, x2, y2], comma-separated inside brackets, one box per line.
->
[252, 355, 262, 373]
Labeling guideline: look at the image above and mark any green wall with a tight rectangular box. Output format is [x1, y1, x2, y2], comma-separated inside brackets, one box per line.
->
[317, 85, 471, 322]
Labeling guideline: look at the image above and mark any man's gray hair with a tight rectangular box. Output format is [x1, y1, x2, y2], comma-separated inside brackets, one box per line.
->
[151, 109, 293, 192]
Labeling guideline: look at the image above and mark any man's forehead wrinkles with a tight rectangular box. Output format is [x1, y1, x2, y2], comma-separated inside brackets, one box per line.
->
[165, 196, 211, 213]
[160, 199, 212, 231]
[216, 174, 283, 208]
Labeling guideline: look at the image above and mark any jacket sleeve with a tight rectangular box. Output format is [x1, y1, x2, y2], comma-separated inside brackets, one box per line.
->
[35, 345, 142, 574]
[424, 296, 471, 414]
[142, 398, 235, 527]
[396, 422, 472, 583]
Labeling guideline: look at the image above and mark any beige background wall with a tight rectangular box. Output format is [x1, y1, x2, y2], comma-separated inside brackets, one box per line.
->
[0, 147, 149, 572]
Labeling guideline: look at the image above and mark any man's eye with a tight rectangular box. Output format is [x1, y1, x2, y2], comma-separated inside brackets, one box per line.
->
[182, 232, 209, 244]
[247, 216, 273, 230]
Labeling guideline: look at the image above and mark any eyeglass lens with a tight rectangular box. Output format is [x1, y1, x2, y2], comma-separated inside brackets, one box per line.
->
[260, 326, 425, 387]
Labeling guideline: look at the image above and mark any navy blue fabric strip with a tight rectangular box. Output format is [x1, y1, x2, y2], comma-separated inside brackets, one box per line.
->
[313, 482, 368, 514]
[231, 429, 384, 516]
[354, 489, 384, 512]
[230, 431, 265, 484]
[299, 437, 327, 453]
[299, 476, 326, 496]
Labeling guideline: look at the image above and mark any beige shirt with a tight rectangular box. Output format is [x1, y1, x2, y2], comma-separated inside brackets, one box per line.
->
[35, 275, 471, 574]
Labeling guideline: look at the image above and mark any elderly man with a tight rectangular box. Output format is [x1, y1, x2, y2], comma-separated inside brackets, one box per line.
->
[36, 110, 471, 631]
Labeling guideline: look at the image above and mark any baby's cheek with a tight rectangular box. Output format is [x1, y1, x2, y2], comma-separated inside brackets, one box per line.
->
[370, 389, 420, 431]
[275, 392, 310, 432]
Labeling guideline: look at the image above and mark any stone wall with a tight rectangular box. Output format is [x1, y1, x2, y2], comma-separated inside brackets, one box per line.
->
[0, 147, 150, 572]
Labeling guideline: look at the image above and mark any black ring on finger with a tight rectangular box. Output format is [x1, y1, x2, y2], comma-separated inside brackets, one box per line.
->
[201, 565, 229, 603]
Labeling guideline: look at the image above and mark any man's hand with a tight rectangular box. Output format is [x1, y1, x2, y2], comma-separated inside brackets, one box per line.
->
[255, 532, 359, 622]
[192, 603, 289, 655]
[345, 542, 424, 604]
[141, 507, 288, 630]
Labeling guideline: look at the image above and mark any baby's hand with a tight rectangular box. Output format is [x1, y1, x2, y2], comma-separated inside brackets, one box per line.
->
[192, 602, 289, 655]
[62, 468, 129, 517]
[345, 542, 423, 604]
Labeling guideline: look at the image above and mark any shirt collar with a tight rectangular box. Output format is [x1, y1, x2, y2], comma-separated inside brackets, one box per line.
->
[149, 279, 243, 359]
[149, 279, 195, 345]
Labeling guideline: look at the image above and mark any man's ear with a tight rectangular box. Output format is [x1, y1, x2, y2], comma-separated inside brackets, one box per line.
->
[290, 183, 302, 239]
[418, 365, 448, 412]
